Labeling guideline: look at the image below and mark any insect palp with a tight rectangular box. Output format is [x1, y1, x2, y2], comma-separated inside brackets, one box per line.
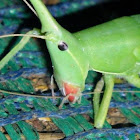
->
[50, 75, 55, 97]
[61, 87, 66, 96]
[58, 41, 68, 51]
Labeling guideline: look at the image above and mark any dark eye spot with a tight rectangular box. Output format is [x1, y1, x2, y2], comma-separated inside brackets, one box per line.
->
[58, 42, 68, 51]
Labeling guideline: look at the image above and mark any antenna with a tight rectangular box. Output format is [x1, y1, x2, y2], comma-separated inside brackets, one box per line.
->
[23, 0, 38, 17]
[0, 34, 45, 39]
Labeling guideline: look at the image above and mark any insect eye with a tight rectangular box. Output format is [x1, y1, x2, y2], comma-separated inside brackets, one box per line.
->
[58, 42, 68, 51]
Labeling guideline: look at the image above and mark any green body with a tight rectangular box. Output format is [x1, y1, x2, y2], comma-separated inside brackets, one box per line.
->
[28, 0, 140, 128]
[29, 0, 140, 88]
[75, 15, 140, 74]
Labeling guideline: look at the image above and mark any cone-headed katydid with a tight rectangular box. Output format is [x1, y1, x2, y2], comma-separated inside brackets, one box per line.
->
[1, 0, 140, 129]
[27, 0, 140, 128]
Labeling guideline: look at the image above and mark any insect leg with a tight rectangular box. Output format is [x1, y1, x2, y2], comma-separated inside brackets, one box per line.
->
[0, 30, 39, 70]
[94, 74, 114, 128]
[50, 75, 55, 96]
[123, 74, 140, 88]
[72, 92, 82, 104]
[59, 93, 73, 109]
[93, 77, 104, 122]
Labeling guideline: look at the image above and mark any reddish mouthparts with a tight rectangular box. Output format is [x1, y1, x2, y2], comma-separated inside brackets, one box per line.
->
[63, 82, 80, 102]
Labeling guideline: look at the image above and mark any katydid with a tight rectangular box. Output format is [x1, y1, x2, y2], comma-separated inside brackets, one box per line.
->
[1, 0, 140, 129]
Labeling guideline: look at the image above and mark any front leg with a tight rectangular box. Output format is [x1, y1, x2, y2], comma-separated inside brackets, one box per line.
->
[93, 77, 104, 121]
[94, 74, 114, 128]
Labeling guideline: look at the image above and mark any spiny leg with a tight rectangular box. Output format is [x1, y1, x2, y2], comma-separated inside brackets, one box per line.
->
[93, 77, 104, 121]
[94, 74, 114, 128]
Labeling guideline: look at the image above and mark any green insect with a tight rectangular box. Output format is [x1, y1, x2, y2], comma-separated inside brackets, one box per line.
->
[1, 0, 140, 129]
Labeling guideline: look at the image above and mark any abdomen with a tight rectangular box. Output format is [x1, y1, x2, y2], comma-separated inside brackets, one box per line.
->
[74, 15, 140, 74]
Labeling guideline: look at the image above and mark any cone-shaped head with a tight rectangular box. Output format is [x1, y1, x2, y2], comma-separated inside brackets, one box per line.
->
[29, 0, 89, 101]
[30, 0, 62, 34]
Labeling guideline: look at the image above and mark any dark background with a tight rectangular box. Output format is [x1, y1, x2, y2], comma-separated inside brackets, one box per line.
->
[56, 0, 140, 33]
